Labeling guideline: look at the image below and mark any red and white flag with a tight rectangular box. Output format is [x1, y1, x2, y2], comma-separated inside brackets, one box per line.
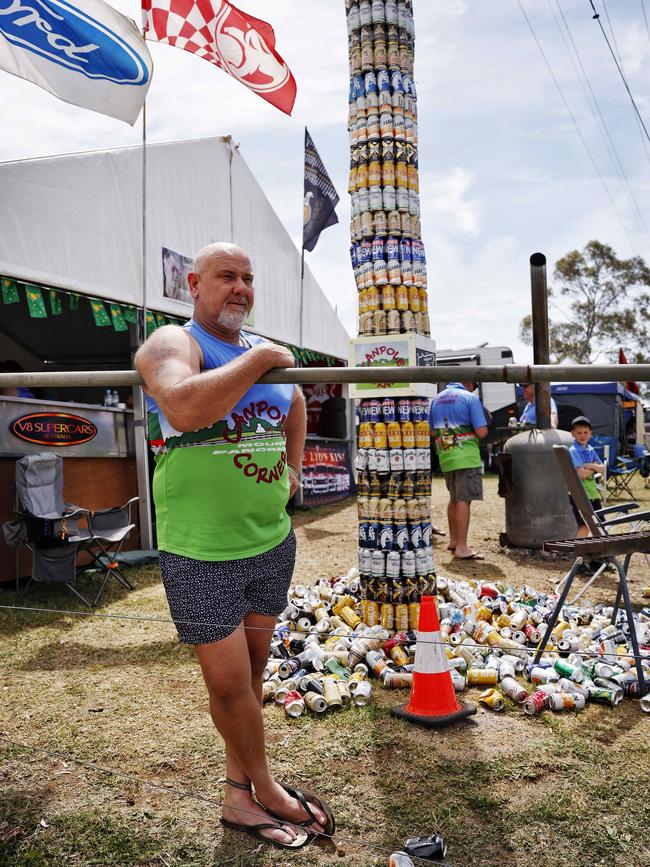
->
[142, 0, 296, 114]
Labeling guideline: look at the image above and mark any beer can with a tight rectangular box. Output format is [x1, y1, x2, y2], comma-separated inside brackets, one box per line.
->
[401, 420, 415, 448]
[415, 548, 428, 576]
[408, 602, 420, 629]
[467, 667, 498, 686]
[396, 284, 409, 309]
[373, 421, 388, 448]
[394, 523, 409, 552]
[380, 602, 395, 630]
[587, 685, 623, 706]
[393, 497, 407, 520]
[380, 110, 394, 138]
[378, 397, 395, 422]
[415, 448, 430, 471]
[387, 308, 401, 333]
[387, 420, 402, 448]
[500, 675, 529, 703]
[361, 210, 373, 237]
[386, 550, 402, 578]
[304, 691, 327, 714]
[375, 447, 390, 471]
[400, 211, 412, 236]
[284, 690, 305, 718]
[401, 550, 416, 577]
[414, 420, 430, 447]
[371, 0, 385, 23]
[367, 494, 380, 520]
[379, 522, 394, 551]
[523, 690, 548, 715]
[323, 676, 343, 708]
[548, 692, 586, 712]
[387, 253, 402, 284]
[382, 157, 396, 186]
[389, 448, 405, 472]
[385, 0, 398, 24]
[373, 210, 388, 237]
[382, 184, 397, 212]
[353, 679, 373, 706]
[358, 521, 369, 547]
[394, 398, 409, 422]
[391, 603, 407, 631]
[379, 497, 393, 521]
[478, 688, 505, 711]
[393, 110, 405, 140]
[366, 648, 389, 677]
[371, 549, 385, 578]
[364, 599, 380, 624]
[337, 680, 352, 707]
[387, 209, 401, 234]
[382, 670, 413, 689]
[386, 40, 400, 69]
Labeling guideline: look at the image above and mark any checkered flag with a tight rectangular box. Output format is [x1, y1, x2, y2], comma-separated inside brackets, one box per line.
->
[142, 0, 296, 114]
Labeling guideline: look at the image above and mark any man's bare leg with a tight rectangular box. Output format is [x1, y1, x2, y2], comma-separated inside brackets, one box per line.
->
[195, 618, 326, 840]
[453, 501, 474, 558]
[447, 499, 457, 550]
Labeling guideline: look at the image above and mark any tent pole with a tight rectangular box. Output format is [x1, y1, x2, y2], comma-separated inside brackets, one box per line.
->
[133, 70, 154, 550]
[299, 246, 305, 350]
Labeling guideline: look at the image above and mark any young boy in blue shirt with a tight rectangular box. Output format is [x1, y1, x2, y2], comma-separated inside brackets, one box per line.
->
[569, 416, 605, 538]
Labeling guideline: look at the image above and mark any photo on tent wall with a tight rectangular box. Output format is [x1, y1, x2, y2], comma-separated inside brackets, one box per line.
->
[162, 247, 194, 304]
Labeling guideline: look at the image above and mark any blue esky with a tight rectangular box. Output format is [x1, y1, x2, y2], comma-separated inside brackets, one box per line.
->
[2, 0, 649, 362]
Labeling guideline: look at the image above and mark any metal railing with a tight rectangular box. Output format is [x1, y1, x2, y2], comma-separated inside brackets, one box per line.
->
[1, 364, 649, 388]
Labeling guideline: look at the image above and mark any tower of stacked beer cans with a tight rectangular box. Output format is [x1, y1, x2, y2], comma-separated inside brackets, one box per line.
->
[345, 0, 437, 631]
[346, 0, 428, 339]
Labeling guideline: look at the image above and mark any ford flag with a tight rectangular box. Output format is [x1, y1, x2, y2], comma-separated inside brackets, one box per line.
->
[303, 128, 339, 253]
[0, 0, 152, 125]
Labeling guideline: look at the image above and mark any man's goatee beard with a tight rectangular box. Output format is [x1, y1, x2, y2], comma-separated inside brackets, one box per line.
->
[217, 307, 248, 331]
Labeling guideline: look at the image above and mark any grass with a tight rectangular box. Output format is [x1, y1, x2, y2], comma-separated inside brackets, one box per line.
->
[1, 478, 649, 867]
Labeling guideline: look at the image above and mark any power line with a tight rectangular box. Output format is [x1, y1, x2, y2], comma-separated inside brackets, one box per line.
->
[588, 0, 650, 148]
[551, 0, 649, 238]
[514, 0, 639, 253]
[0, 603, 643, 663]
[642, 0, 650, 50]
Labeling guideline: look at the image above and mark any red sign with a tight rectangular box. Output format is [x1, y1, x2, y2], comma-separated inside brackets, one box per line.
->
[10, 413, 98, 447]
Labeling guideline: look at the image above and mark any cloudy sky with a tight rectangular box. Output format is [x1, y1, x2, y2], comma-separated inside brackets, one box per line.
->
[2, 0, 650, 362]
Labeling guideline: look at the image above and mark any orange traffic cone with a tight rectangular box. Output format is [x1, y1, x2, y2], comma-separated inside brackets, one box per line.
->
[392, 595, 476, 728]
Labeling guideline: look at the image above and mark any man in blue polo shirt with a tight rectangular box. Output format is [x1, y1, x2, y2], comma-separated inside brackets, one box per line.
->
[430, 382, 488, 560]
[519, 382, 558, 428]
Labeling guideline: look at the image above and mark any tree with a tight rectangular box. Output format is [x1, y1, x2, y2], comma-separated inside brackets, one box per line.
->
[520, 240, 650, 364]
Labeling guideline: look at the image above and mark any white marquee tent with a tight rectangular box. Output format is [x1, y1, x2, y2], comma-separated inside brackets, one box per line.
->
[0, 136, 349, 359]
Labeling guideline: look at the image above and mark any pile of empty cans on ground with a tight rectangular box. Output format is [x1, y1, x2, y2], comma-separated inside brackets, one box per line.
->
[263, 571, 650, 717]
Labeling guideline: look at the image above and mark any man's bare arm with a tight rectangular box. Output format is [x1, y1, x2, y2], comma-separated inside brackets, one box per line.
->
[135, 326, 295, 432]
[284, 387, 306, 497]
[475, 425, 488, 440]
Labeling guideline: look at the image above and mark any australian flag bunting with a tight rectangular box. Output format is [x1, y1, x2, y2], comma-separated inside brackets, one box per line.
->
[303, 128, 339, 253]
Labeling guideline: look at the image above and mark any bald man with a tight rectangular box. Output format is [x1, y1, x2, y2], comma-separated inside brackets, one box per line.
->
[136, 243, 333, 850]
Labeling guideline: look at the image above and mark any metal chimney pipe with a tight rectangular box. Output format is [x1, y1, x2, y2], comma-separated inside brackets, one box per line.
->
[530, 252, 552, 429]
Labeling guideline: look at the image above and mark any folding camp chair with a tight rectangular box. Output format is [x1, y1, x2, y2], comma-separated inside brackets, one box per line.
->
[2, 454, 94, 603]
[82, 497, 139, 606]
[593, 435, 638, 499]
[535, 445, 649, 699]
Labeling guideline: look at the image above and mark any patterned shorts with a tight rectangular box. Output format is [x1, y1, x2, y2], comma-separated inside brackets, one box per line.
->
[158, 531, 296, 645]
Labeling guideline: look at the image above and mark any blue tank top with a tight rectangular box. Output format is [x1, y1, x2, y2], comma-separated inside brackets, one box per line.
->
[147, 321, 295, 561]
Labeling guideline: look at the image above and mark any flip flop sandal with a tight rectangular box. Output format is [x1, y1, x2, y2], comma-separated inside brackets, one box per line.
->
[276, 783, 336, 837]
[453, 552, 485, 560]
[220, 817, 309, 850]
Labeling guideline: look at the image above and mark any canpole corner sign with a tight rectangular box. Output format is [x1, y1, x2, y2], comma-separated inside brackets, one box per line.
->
[10, 412, 98, 446]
